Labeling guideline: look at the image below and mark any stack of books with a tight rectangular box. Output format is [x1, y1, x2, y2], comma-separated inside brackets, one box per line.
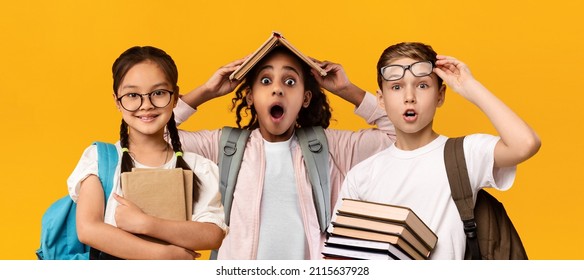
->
[323, 198, 438, 260]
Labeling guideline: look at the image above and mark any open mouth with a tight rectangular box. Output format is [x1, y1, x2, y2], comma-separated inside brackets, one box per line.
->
[270, 105, 284, 119]
[403, 109, 417, 120]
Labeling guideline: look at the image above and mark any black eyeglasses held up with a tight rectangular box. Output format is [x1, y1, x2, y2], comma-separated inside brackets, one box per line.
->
[380, 61, 434, 81]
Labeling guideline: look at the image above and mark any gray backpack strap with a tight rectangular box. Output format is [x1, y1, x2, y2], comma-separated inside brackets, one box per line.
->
[296, 126, 330, 232]
[211, 126, 250, 260]
[218, 126, 251, 225]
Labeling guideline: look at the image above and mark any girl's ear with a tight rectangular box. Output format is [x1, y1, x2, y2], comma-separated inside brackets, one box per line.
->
[437, 84, 446, 107]
[173, 86, 180, 108]
[113, 93, 121, 111]
[303, 90, 312, 108]
[246, 90, 254, 106]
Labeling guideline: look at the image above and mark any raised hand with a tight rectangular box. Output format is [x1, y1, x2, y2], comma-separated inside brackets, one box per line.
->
[180, 57, 247, 109]
[311, 58, 351, 95]
[310, 58, 366, 106]
[201, 57, 247, 98]
[435, 55, 541, 167]
[433, 55, 477, 98]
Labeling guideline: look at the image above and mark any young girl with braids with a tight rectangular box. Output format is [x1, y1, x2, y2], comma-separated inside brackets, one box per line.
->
[173, 45, 396, 259]
[67, 46, 226, 260]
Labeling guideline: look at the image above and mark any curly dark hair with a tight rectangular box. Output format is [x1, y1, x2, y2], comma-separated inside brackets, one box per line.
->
[230, 46, 332, 129]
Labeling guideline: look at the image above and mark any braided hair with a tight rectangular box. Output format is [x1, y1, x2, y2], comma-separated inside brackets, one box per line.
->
[113, 46, 200, 202]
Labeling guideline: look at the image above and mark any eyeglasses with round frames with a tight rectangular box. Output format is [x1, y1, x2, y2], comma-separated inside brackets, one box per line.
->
[380, 61, 434, 81]
[116, 89, 174, 112]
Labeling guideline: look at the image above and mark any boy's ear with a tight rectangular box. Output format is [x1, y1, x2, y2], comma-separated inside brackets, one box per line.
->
[303, 90, 312, 108]
[376, 89, 385, 108]
[437, 84, 446, 107]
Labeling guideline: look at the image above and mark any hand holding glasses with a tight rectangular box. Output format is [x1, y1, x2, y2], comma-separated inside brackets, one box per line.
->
[380, 61, 434, 81]
[116, 89, 174, 112]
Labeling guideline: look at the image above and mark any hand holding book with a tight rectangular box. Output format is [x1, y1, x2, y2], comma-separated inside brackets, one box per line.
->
[121, 168, 192, 222]
[202, 57, 248, 98]
[308, 59, 367, 106]
[117, 168, 194, 245]
[112, 193, 155, 233]
[181, 57, 247, 109]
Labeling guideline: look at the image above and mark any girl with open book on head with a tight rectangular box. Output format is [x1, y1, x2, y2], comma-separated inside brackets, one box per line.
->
[172, 34, 396, 259]
[68, 46, 227, 259]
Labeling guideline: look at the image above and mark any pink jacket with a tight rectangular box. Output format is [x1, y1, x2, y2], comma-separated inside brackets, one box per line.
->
[174, 93, 396, 259]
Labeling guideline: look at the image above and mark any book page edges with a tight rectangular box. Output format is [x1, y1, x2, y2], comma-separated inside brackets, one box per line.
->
[340, 198, 437, 246]
[229, 33, 327, 81]
[332, 222, 431, 256]
[331, 227, 425, 260]
[334, 214, 435, 250]
[229, 35, 279, 80]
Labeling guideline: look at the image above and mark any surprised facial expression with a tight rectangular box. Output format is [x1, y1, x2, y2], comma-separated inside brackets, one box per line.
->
[247, 52, 312, 142]
[378, 57, 445, 139]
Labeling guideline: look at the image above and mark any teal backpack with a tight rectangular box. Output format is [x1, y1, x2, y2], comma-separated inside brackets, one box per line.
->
[36, 142, 118, 260]
[211, 126, 330, 259]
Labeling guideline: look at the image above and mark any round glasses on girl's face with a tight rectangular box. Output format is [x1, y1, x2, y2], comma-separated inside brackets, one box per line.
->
[380, 61, 434, 81]
[116, 89, 174, 112]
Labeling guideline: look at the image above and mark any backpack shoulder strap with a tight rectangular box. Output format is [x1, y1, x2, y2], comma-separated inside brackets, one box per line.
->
[93, 141, 119, 202]
[296, 126, 330, 233]
[217, 126, 251, 225]
[211, 127, 250, 260]
[444, 136, 481, 260]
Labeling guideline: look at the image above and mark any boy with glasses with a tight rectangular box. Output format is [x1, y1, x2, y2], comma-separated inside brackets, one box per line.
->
[332, 42, 541, 259]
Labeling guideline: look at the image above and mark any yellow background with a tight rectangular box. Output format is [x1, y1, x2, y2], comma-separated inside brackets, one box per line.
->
[1, 0, 582, 260]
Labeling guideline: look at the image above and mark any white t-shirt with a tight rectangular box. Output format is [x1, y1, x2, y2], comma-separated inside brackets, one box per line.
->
[67, 142, 227, 233]
[336, 134, 516, 259]
[256, 137, 308, 259]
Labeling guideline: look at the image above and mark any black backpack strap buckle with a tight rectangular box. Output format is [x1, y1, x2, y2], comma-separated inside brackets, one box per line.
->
[463, 219, 478, 239]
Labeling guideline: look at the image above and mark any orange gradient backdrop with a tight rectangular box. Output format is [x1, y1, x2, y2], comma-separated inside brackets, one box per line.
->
[0, 0, 582, 260]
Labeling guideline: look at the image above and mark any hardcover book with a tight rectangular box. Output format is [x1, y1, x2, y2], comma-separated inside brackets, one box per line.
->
[330, 226, 426, 260]
[333, 213, 432, 257]
[229, 31, 327, 81]
[322, 244, 397, 260]
[121, 168, 193, 221]
[324, 235, 412, 260]
[337, 198, 437, 250]
[120, 168, 194, 244]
